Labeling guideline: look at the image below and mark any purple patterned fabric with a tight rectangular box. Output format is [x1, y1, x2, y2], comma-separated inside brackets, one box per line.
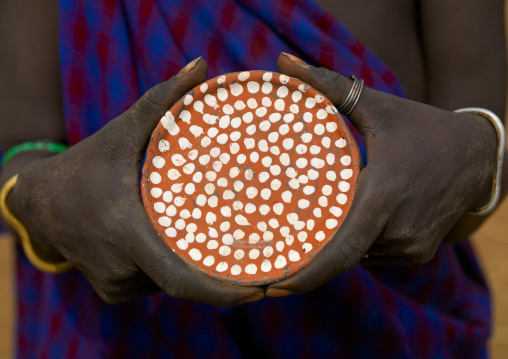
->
[15, 0, 490, 357]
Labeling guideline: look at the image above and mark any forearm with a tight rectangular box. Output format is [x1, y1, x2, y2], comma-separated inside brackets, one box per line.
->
[0, 0, 66, 158]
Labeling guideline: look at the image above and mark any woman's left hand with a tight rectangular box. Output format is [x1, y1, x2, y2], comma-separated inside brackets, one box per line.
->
[266, 53, 498, 297]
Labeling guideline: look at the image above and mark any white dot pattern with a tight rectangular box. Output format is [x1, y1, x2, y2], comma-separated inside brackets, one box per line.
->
[143, 71, 359, 286]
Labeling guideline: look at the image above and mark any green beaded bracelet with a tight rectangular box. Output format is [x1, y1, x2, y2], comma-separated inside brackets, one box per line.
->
[1, 141, 69, 168]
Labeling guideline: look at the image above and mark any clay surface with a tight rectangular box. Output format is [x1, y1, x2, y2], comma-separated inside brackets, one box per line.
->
[141, 70, 361, 286]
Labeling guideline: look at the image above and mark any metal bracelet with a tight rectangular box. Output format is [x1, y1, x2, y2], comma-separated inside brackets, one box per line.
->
[455, 107, 505, 216]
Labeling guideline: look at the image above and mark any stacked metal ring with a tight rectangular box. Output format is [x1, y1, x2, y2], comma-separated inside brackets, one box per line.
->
[337, 75, 364, 117]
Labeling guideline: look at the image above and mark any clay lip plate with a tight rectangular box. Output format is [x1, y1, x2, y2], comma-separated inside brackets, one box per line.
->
[141, 70, 361, 286]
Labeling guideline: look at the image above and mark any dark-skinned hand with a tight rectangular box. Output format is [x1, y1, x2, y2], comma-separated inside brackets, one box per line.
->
[5, 58, 264, 305]
[266, 52, 498, 297]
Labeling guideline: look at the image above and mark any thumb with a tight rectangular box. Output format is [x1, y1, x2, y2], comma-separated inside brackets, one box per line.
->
[103, 57, 208, 151]
[277, 52, 397, 135]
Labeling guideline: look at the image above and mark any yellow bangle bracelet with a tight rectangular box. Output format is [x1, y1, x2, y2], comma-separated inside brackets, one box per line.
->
[0, 174, 73, 273]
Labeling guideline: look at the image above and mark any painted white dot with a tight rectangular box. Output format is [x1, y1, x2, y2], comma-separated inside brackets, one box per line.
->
[288, 250, 301, 262]
[269, 113, 282, 123]
[278, 124, 290, 136]
[230, 265, 242, 276]
[247, 98, 258, 109]
[289, 104, 299, 114]
[258, 140, 269, 152]
[220, 206, 232, 217]
[246, 186, 258, 198]
[166, 205, 177, 217]
[208, 196, 219, 208]
[245, 203, 256, 214]
[286, 167, 297, 178]
[280, 74, 290, 84]
[187, 150, 198, 161]
[270, 146, 280, 155]
[263, 246, 274, 258]
[153, 156, 165, 169]
[296, 144, 307, 154]
[203, 255, 215, 267]
[305, 98, 317, 109]
[184, 183, 195, 195]
[308, 169, 319, 180]
[247, 81, 260, 94]
[285, 235, 295, 245]
[339, 181, 351, 192]
[238, 71, 250, 81]
[273, 203, 284, 215]
[183, 163, 196, 175]
[263, 72, 273, 81]
[233, 180, 245, 192]
[269, 218, 279, 228]
[150, 172, 162, 185]
[307, 219, 315, 230]
[261, 260, 272, 272]
[259, 204, 270, 215]
[296, 158, 308, 168]
[287, 213, 298, 225]
[283, 138, 294, 150]
[278, 153, 290, 167]
[193, 100, 204, 114]
[326, 219, 339, 229]
[274, 255, 287, 269]
[330, 206, 343, 217]
[316, 109, 328, 119]
[336, 193, 348, 205]
[249, 233, 260, 245]
[223, 190, 235, 200]
[340, 155, 352, 166]
[292, 91, 302, 102]
[222, 234, 234, 246]
[223, 104, 234, 115]
[245, 169, 255, 181]
[176, 239, 188, 250]
[261, 188, 272, 200]
[263, 231, 274, 241]
[158, 140, 170, 153]
[294, 221, 305, 231]
[277, 86, 289, 98]
[189, 248, 202, 261]
[341, 169, 353, 180]
[262, 82, 273, 94]
[326, 122, 338, 132]
[312, 124, 325, 136]
[216, 262, 228, 272]
[212, 161, 222, 172]
[326, 171, 337, 181]
[209, 227, 219, 238]
[297, 231, 307, 242]
[233, 200, 243, 211]
[180, 210, 191, 219]
[165, 227, 176, 237]
[217, 88, 228, 102]
[151, 188, 163, 198]
[201, 137, 212, 148]
[309, 145, 321, 155]
[206, 212, 217, 225]
[175, 219, 186, 230]
[249, 249, 260, 260]
[281, 191, 293, 204]
[293, 122, 304, 132]
[244, 138, 255, 150]
[200, 83, 208, 93]
[262, 97, 272, 107]
[315, 231, 326, 241]
[217, 75, 226, 85]
[243, 112, 254, 123]
[245, 264, 257, 275]
[203, 114, 218, 125]
[322, 185, 333, 196]
[154, 202, 166, 214]
[302, 243, 313, 253]
[192, 208, 202, 219]
[276, 241, 284, 252]
[322, 137, 331, 148]
[170, 183, 183, 193]
[262, 156, 273, 167]
[318, 196, 328, 207]
[336, 138, 347, 148]
[234, 249, 245, 260]
[233, 229, 245, 240]
[270, 165, 281, 176]
[230, 83, 243, 96]
[301, 133, 313, 143]
[230, 131, 241, 142]
[205, 94, 218, 109]
[259, 120, 271, 132]
[310, 158, 326, 169]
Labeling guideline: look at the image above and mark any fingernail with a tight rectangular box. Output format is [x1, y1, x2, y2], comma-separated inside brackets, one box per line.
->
[281, 52, 310, 68]
[266, 288, 293, 297]
[176, 56, 202, 77]
[241, 292, 264, 304]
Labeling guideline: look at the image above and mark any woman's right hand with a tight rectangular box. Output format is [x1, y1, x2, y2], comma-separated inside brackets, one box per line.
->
[4, 58, 264, 305]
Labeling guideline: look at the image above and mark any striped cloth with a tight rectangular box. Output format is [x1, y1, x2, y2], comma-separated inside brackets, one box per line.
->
[15, 0, 490, 357]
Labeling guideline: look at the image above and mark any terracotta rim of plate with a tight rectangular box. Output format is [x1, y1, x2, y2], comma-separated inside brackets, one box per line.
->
[141, 70, 361, 286]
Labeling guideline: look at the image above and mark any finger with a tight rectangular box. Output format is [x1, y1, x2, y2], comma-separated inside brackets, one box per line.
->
[126, 204, 265, 306]
[277, 52, 398, 134]
[266, 168, 388, 296]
